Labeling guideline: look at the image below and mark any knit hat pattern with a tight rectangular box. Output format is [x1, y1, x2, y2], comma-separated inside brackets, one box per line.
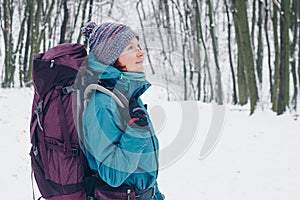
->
[82, 22, 138, 65]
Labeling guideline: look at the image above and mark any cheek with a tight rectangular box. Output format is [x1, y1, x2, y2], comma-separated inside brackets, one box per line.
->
[120, 55, 135, 66]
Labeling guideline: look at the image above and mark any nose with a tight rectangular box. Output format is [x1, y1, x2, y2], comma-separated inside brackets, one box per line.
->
[137, 48, 144, 57]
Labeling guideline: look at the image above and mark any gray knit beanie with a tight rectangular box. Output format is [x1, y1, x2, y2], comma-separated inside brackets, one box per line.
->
[81, 22, 138, 65]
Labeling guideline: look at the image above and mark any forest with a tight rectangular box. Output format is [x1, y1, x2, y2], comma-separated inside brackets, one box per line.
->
[0, 0, 299, 115]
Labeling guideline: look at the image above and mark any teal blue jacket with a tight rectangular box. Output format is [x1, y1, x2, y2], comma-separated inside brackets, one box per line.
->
[82, 53, 163, 199]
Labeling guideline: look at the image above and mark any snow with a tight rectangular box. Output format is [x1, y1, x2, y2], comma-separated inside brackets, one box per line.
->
[0, 87, 300, 199]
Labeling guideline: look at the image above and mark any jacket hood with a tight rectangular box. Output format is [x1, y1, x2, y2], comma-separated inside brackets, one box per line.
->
[87, 52, 151, 99]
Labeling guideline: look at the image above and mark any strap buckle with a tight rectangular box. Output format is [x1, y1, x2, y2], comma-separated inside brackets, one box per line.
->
[62, 85, 75, 95]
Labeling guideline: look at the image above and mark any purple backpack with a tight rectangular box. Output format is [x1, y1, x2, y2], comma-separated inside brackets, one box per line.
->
[29, 43, 91, 200]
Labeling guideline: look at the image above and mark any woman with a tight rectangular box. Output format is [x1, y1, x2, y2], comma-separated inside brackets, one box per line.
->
[81, 22, 164, 200]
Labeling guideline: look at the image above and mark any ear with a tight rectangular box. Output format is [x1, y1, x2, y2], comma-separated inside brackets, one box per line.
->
[113, 58, 127, 71]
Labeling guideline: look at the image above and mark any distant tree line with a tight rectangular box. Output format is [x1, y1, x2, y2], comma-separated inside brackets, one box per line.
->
[0, 0, 299, 115]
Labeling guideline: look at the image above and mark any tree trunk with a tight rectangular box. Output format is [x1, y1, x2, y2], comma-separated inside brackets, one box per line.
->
[23, 0, 33, 86]
[236, 23, 248, 105]
[88, 0, 93, 23]
[224, 0, 237, 104]
[77, 0, 90, 44]
[277, 0, 291, 115]
[38, 1, 55, 50]
[193, 0, 202, 101]
[68, 0, 82, 42]
[264, 0, 273, 103]
[251, 0, 256, 45]
[82, 0, 93, 46]
[232, 0, 258, 114]
[59, 0, 69, 44]
[151, 0, 175, 99]
[195, 0, 213, 102]
[16, 4, 29, 87]
[271, 1, 280, 111]
[26, 0, 43, 85]
[298, 12, 300, 97]
[207, 0, 223, 104]
[163, 0, 170, 30]
[1, 0, 16, 88]
[256, 0, 263, 84]
[136, 0, 155, 74]
[290, 0, 298, 110]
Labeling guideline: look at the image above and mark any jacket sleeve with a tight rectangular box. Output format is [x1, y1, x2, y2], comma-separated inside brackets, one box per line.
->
[83, 97, 152, 187]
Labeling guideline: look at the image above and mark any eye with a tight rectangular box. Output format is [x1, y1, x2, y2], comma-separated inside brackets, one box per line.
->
[127, 45, 134, 50]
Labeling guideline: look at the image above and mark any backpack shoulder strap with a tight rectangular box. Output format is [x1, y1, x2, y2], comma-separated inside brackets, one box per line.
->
[75, 83, 129, 133]
[77, 84, 129, 133]
[83, 84, 128, 110]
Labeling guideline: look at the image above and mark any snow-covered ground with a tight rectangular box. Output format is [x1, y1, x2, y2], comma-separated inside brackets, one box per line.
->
[0, 87, 299, 200]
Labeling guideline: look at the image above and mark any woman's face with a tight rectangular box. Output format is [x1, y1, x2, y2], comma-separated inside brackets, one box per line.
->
[117, 37, 144, 72]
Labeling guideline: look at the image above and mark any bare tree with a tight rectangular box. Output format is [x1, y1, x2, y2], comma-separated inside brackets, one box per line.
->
[59, 0, 69, 44]
[136, 0, 155, 74]
[264, 0, 273, 103]
[224, 0, 237, 104]
[77, 0, 90, 43]
[290, 0, 299, 110]
[271, 1, 280, 111]
[207, 0, 223, 104]
[250, 0, 256, 45]
[232, 0, 258, 114]
[192, 0, 202, 100]
[68, 0, 84, 42]
[0, 0, 16, 87]
[194, 0, 213, 102]
[277, 0, 291, 115]
[298, 5, 300, 97]
[256, 0, 264, 84]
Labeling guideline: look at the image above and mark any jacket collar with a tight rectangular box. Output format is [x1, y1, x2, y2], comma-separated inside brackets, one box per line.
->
[88, 53, 151, 100]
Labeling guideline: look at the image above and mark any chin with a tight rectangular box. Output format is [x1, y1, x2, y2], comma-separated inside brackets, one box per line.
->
[137, 67, 144, 72]
[134, 65, 144, 72]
